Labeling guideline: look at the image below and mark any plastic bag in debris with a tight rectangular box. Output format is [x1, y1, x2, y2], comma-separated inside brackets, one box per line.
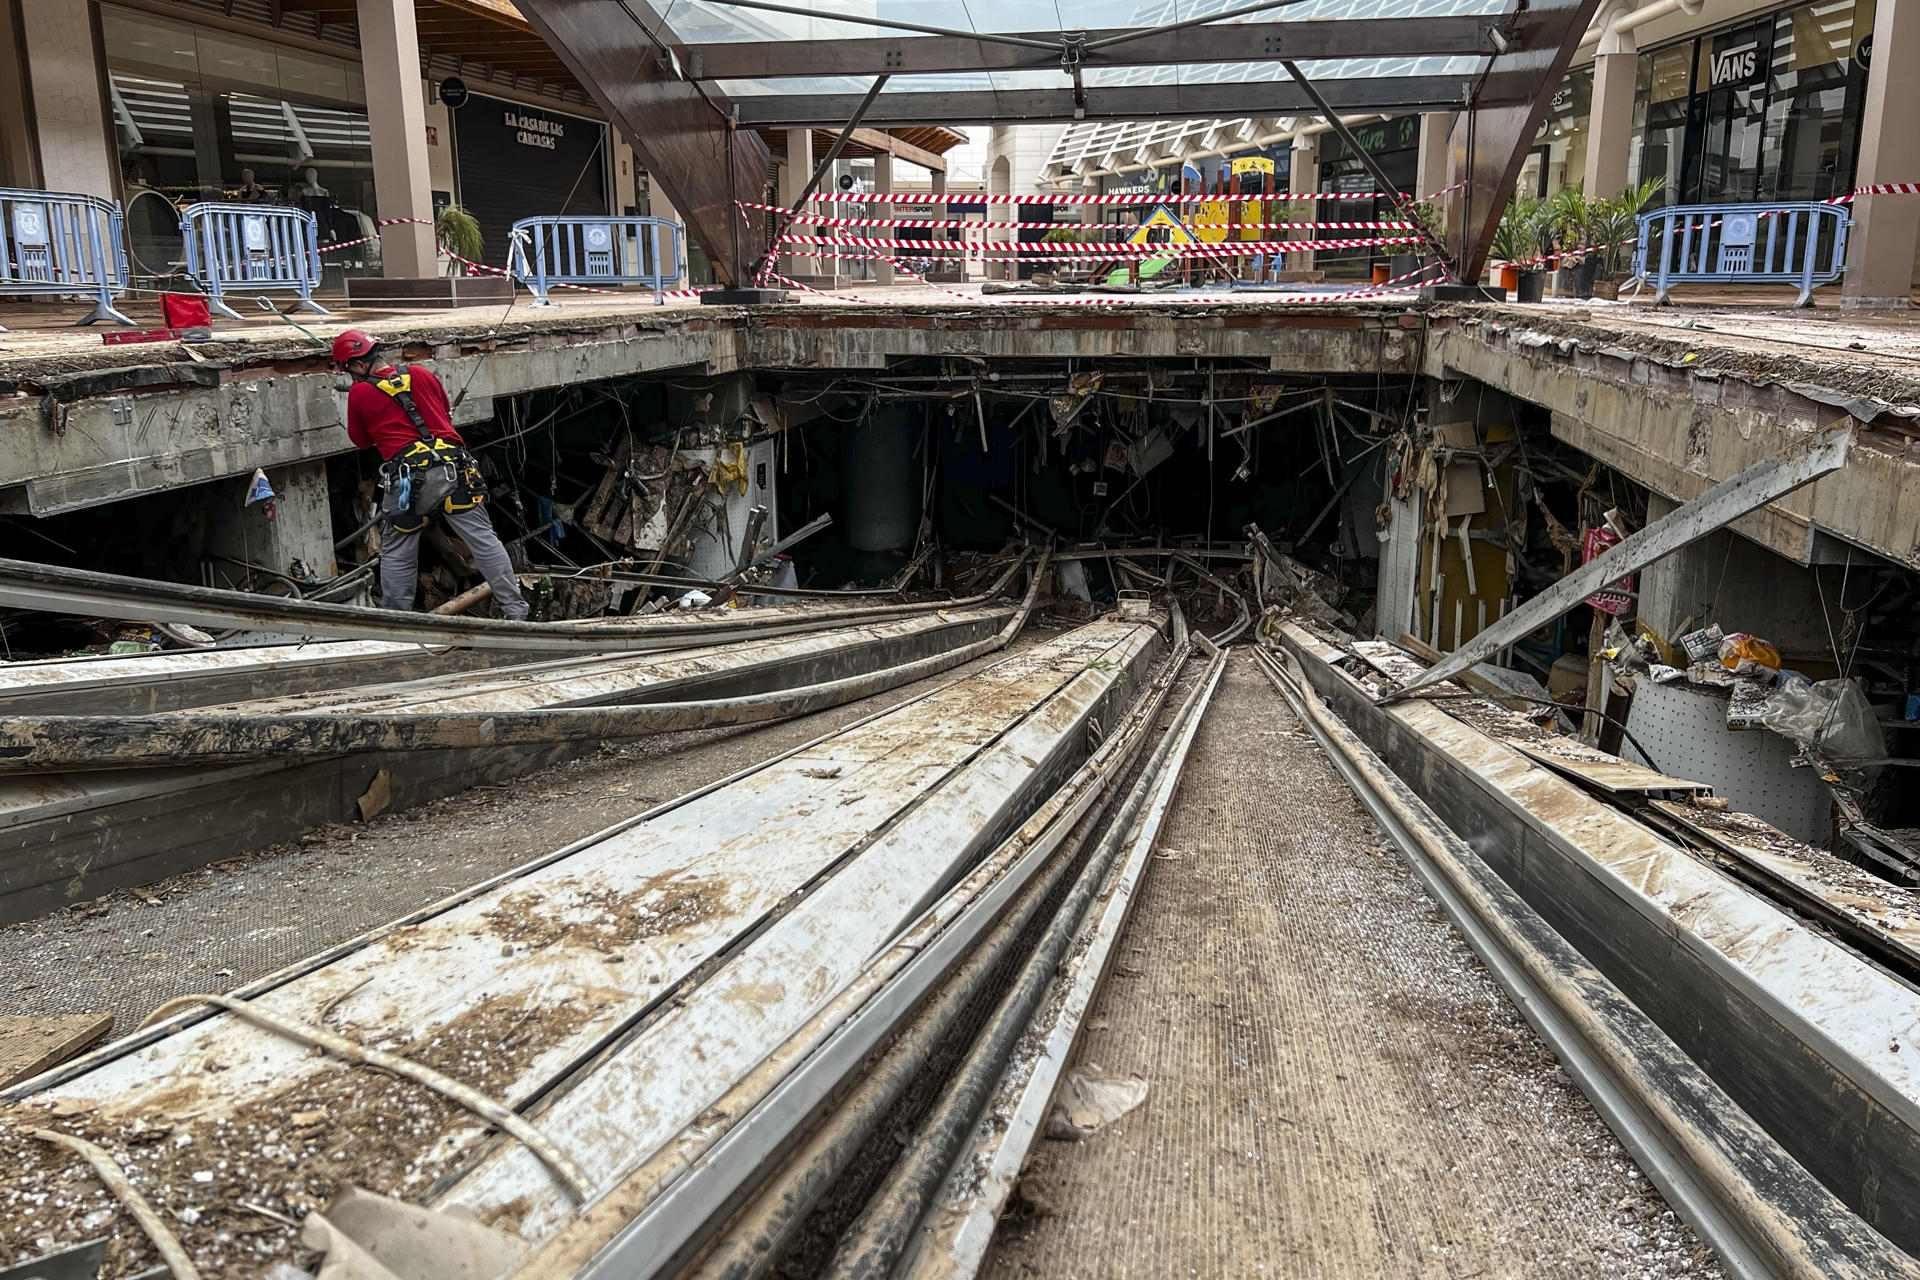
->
[1056, 558, 1093, 603]
[1757, 676, 1885, 761]
[1044, 1070, 1149, 1141]
[1718, 632, 1781, 678]
[1601, 620, 1649, 674]
[675, 589, 712, 609]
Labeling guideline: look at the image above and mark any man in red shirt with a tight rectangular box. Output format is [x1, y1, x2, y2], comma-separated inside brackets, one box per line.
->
[333, 329, 529, 619]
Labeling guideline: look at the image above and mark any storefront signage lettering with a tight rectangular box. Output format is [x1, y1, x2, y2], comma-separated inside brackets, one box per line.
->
[1323, 114, 1419, 162]
[507, 111, 567, 149]
[1710, 43, 1760, 87]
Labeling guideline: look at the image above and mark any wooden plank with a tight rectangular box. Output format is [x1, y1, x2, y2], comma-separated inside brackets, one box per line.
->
[0, 1014, 112, 1088]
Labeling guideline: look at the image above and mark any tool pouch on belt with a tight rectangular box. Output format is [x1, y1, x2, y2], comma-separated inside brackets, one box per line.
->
[373, 369, 486, 533]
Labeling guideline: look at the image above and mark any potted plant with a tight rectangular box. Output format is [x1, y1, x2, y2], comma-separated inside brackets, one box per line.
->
[1515, 194, 1553, 302]
[1391, 199, 1442, 282]
[1571, 176, 1665, 299]
[1489, 193, 1532, 294]
[1545, 184, 1589, 295]
[435, 203, 483, 277]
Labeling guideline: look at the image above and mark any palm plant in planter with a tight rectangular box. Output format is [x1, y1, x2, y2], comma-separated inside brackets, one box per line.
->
[435, 204, 483, 277]
[1490, 193, 1551, 298]
[1582, 176, 1665, 298]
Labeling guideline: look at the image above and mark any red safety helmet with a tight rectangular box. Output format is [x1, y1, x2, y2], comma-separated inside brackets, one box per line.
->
[330, 328, 380, 367]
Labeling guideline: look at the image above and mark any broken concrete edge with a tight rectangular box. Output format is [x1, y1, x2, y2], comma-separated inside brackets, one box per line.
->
[0, 300, 1428, 390]
[1432, 304, 1920, 425]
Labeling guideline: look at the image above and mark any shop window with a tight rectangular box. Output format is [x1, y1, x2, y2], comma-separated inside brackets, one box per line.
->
[100, 3, 379, 286]
[1534, 69, 1592, 196]
[1629, 43, 1693, 207]
[1631, 0, 1871, 210]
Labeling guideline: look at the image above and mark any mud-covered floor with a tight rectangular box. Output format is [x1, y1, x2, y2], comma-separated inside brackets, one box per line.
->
[985, 655, 1723, 1280]
[0, 628, 1068, 1041]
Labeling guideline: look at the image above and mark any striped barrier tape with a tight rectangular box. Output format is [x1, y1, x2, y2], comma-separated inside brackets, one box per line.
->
[736, 201, 1412, 231]
[774, 234, 1422, 258]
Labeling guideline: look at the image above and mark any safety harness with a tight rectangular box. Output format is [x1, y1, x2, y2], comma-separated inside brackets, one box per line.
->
[372, 368, 487, 534]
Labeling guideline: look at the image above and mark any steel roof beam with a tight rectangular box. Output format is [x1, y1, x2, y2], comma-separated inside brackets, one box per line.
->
[513, 0, 769, 283]
[731, 75, 1494, 127]
[683, 17, 1500, 79]
[1439, 0, 1605, 282]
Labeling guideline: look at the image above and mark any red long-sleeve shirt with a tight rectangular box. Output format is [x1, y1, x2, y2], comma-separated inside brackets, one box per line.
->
[345, 364, 466, 461]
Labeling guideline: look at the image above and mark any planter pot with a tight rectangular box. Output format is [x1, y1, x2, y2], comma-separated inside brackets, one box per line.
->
[1553, 266, 1580, 296]
[1575, 255, 1602, 298]
[1389, 254, 1419, 282]
[1516, 269, 1547, 303]
[1592, 278, 1620, 301]
[1372, 263, 1390, 285]
[1497, 264, 1520, 293]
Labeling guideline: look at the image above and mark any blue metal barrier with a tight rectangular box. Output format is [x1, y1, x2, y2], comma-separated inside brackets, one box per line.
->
[1633, 202, 1851, 307]
[0, 188, 134, 329]
[180, 203, 329, 320]
[510, 216, 683, 305]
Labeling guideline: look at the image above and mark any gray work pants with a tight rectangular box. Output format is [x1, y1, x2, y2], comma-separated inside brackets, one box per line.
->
[380, 504, 529, 620]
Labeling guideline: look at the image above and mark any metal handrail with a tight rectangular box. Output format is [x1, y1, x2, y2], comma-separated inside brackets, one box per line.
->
[0, 187, 134, 328]
[510, 215, 683, 305]
[179, 202, 330, 320]
[1633, 201, 1851, 307]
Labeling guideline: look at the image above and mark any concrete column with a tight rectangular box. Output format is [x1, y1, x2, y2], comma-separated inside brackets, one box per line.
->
[1286, 133, 1319, 275]
[779, 126, 815, 280]
[0, 0, 42, 188]
[1585, 45, 1637, 198]
[873, 147, 894, 285]
[18, 0, 114, 196]
[424, 83, 455, 201]
[211, 460, 338, 584]
[1415, 113, 1454, 203]
[355, 0, 436, 278]
[1845, 0, 1920, 306]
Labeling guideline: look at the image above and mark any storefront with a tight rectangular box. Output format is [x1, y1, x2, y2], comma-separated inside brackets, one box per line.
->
[101, 4, 379, 278]
[1524, 70, 1594, 197]
[451, 93, 608, 265]
[91, 2, 621, 282]
[1629, 0, 1876, 205]
[1317, 114, 1421, 278]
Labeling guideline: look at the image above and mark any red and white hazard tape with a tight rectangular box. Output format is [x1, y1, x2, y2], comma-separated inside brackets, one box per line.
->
[316, 216, 434, 256]
[774, 234, 1422, 259]
[801, 190, 1384, 206]
[1828, 182, 1920, 203]
[738, 200, 1409, 231]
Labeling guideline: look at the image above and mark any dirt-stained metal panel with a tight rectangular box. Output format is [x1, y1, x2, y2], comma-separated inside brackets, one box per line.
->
[1348, 641, 1710, 795]
[1282, 619, 1920, 1251]
[910, 652, 1225, 1279]
[1652, 798, 1920, 978]
[0, 620, 1157, 1279]
[437, 620, 1163, 1244]
[0, 641, 538, 717]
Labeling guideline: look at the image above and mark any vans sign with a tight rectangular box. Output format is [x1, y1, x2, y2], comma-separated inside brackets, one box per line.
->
[1710, 45, 1758, 86]
[1709, 28, 1768, 88]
